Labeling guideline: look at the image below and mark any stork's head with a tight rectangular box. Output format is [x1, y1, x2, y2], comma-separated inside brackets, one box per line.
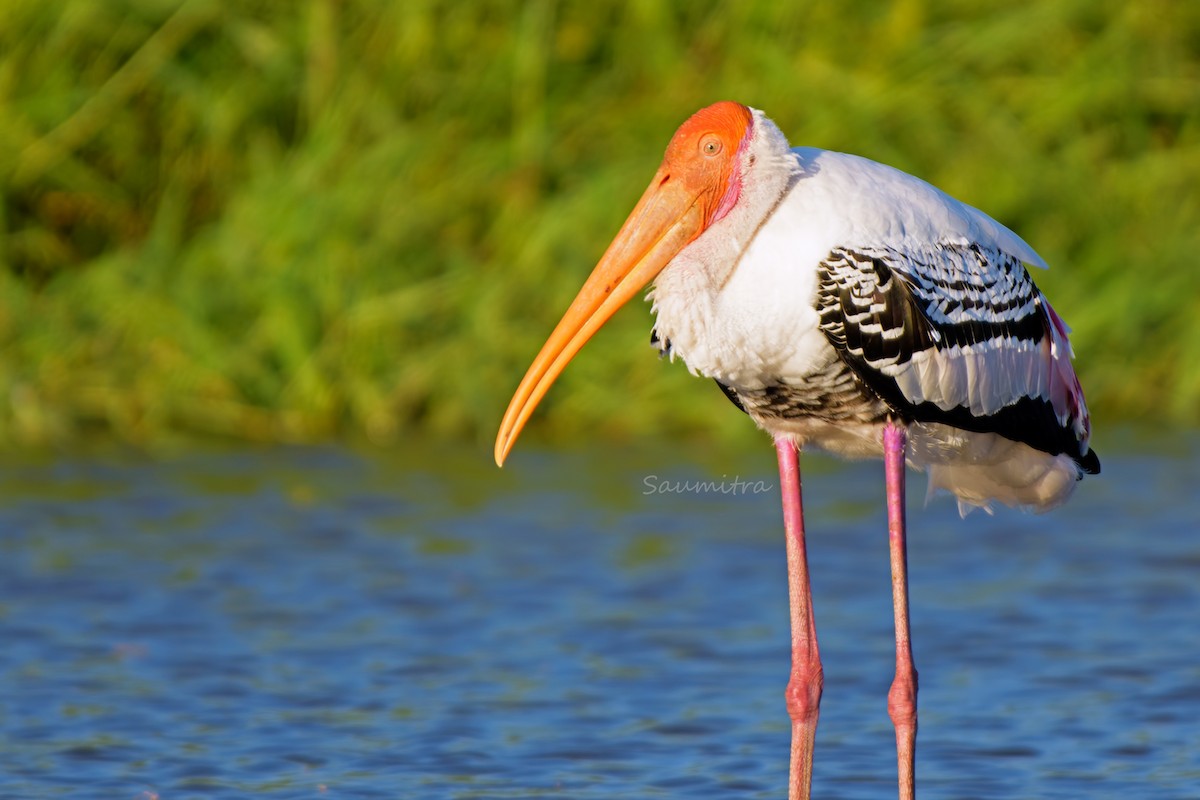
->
[494, 102, 756, 466]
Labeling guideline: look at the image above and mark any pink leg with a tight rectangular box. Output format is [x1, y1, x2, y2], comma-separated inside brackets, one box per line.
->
[775, 436, 823, 800]
[884, 421, 918, 800]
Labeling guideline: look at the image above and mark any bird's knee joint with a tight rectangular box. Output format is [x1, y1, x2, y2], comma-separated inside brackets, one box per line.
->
[785, 666, 824, 721]
[887, 670, 919, 725]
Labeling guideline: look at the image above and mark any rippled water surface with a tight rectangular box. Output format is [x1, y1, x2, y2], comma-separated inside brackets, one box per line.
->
[1, 434, 1197, 799]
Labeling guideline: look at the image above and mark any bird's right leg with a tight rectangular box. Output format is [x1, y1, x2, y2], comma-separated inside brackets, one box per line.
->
[776, 436, 823, 800]
[884, 420, 918, 800]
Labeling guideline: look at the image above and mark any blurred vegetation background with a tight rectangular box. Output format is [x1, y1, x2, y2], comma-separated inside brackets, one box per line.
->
[1, 0, 1197, 452]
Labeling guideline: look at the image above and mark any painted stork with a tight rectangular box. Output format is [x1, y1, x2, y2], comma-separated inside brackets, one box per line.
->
[494, 101, 1099, 800]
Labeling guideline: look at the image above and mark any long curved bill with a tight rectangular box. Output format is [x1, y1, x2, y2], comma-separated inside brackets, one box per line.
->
[494, 170, 706, 466]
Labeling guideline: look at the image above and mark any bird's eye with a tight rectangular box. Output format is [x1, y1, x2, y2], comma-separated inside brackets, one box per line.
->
[700, 136, 722, 156]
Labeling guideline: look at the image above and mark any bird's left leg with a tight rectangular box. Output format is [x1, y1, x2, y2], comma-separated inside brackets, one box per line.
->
[775, 435, 822, 800]
[884, 419, 918, 800]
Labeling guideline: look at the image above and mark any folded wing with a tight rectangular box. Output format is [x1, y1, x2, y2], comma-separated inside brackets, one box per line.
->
[816, 242, 1099, 473]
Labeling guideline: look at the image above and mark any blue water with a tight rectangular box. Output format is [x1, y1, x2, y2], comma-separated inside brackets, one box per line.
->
[0, 435, 1197, 799]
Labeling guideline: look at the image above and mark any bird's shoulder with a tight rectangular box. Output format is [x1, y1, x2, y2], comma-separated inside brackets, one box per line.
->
[786, 147, 1047, 270]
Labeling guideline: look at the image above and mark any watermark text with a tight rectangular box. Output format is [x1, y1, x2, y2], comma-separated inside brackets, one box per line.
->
[641, 474, 774, 496]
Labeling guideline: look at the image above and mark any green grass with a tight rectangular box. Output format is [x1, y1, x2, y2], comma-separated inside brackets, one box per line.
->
[1, 0, 1198, 450]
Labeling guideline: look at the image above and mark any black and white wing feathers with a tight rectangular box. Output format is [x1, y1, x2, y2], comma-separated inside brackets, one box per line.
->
[816, 243, 1099, 473]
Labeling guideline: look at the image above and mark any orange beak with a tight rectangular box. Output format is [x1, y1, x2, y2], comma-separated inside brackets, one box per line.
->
[494, 169, 709, 466]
